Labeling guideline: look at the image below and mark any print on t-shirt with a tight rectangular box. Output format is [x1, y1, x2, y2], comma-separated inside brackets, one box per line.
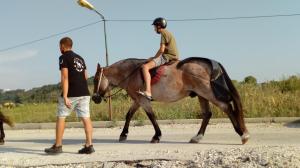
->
[74, 57, 85, 72]
[60, 59, 64, 65]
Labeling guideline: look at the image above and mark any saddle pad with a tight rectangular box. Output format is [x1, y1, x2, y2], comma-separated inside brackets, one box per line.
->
[150, 65, 165, 85]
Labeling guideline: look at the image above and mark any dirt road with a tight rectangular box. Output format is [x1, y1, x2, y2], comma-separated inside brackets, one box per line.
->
[0, 122, 300, 167]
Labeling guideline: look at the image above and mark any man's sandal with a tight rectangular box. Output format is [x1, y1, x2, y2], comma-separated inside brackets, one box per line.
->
[137, 91, 153, 101]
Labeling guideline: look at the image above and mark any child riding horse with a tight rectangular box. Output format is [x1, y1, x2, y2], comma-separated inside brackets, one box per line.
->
[92, 57, 250, 144]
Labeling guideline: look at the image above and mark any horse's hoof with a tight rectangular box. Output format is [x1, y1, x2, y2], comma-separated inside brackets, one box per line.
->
[150, 138, 160, 143]
[241, 133, 250, 145]
[242, 138, 249, 145]
[189, 134, 203, 143]
[189, 139, 199, 143]
[0, 139, 4, 145]
[119, 136, 127, 142]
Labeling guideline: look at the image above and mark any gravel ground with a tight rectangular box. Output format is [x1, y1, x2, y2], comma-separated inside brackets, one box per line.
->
[0, 122, 300, 168]
[7, 146, 299, 168]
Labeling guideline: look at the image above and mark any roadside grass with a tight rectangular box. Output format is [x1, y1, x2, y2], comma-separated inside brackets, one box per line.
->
[239, 84, 300, 118]
[1, 83, 300, 123]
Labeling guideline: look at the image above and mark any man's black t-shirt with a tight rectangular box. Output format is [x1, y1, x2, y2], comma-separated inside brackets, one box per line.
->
[59, 50, 90, 97]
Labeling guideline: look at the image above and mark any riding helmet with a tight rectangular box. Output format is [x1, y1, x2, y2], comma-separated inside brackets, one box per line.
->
[152, 17, 167, 28]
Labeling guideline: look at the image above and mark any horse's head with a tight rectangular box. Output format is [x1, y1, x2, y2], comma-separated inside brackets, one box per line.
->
[92, 63, 109, 104]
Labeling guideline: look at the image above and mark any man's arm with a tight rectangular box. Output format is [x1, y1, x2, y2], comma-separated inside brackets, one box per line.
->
[61, 68, 71, 108]
[151, 43, 165, 60]
[84, 70, 89, 80]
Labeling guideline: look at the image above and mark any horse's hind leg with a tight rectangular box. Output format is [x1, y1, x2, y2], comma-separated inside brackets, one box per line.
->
[119, 102, 140, 142]
[190, 96, 212, 143]
[225, 103, 249, 144]
[214, 100, 249, 144]
[0, 120, 4, 145]
[191, 88, 249, 144]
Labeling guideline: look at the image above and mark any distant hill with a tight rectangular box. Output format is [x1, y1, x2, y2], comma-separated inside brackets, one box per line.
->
[0, 77, 94, 104]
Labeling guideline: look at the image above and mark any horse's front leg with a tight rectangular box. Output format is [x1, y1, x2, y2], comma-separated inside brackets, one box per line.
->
[119, 102, 140, 142]
[0, 120, 4, 145]
[142, 104, 162, 143]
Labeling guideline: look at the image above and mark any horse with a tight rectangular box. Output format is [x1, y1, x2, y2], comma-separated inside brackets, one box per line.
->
[92, 57, 250, 144]
[0, 111, 14, 145]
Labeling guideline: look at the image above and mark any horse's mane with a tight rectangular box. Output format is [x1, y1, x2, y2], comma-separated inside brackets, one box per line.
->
[124, 58, 147, 62]
[112, 57, 213, 70]
[116, 58, 147, 64]
[110, 58, 147, 70]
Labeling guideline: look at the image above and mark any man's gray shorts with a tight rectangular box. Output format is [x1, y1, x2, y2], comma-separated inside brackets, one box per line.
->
[57, 96, 90, 118]
[153, 55, 168, 67]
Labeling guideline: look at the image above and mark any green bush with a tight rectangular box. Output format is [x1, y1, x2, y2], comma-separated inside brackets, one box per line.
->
[242, 76, 257, 85]
[278, 75, 300, 93]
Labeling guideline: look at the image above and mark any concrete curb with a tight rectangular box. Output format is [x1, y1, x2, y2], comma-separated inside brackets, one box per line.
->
[4, 117, 300, 130]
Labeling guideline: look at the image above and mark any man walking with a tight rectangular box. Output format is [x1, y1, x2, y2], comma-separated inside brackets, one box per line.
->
[45, 37, 94, 154]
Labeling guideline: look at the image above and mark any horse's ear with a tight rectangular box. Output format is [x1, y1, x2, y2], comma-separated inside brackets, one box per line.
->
[97, 63, 101, 70]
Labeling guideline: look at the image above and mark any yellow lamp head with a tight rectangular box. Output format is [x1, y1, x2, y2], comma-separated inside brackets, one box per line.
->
[77, 0, 95, 10]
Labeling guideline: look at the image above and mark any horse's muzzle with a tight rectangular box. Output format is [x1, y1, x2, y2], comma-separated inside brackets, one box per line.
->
[92, 93, 102, 104]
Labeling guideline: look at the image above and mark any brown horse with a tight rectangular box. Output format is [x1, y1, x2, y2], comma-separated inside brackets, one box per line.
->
[92, 57, 249, 144]
[0, 111, 14, 145]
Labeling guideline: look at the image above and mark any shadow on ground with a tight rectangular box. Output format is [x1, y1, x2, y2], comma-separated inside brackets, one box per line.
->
[284, 119, 300, 128]
[5, 138, 240, 146]
[6, 138, 208, 145]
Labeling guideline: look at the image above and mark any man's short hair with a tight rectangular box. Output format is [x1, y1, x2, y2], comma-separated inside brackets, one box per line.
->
[60, 37, 73, 48]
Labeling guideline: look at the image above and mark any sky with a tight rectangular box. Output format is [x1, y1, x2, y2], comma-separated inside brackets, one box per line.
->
[0, 0, 300, 90]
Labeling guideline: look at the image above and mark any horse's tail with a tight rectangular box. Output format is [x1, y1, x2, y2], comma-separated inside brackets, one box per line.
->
[0, 111, 14, 127]
[219, 64, 245, 128]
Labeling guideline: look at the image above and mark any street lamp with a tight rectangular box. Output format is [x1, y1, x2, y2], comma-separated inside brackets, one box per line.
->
[77, 0, 109, 67]
[77, 0, 112, 120]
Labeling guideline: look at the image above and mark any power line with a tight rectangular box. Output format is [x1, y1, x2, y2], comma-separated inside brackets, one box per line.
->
[0, 20, 102, 53]
[1, 13, 300, 53]
[107, 13, 300, 22]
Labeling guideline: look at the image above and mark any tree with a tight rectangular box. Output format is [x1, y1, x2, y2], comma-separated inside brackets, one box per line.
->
[243, 76, 257, 85]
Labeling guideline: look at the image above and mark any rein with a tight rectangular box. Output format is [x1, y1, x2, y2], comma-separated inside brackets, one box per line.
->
[95, 68, 121, 100]
[96, 61, 145, 99]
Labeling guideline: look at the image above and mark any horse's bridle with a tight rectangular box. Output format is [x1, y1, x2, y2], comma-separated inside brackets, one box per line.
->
[95, 68, 104, 95]
[94, 67, 123, 100]
[94, 61, 146, 100]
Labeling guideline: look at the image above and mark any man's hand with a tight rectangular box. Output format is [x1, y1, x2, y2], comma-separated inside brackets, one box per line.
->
[64, 97, 71, 109]
[147, 57, 155, 62]
[61, 68, 70, 108]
